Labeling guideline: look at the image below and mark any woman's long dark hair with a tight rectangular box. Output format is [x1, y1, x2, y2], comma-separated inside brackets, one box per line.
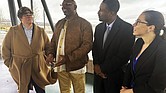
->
[142, 10, 166, 40]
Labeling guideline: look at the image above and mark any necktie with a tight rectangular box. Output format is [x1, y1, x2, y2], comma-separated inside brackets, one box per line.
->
[103, 26, 110, 47]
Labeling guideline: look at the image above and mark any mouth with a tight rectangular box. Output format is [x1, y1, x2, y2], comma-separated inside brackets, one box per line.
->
[62, 8, 67, 12]
[62, 8, 68, 15]
[63, 8, 71, 16]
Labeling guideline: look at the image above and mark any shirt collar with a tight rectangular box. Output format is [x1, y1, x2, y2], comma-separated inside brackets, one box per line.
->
[22, 24, 33, 31]
[106, 19, 116, 28]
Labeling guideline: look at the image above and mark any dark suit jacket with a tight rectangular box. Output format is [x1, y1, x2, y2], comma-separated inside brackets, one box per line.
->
[123, 36, 166, 93]
[92, 16, 135, 81]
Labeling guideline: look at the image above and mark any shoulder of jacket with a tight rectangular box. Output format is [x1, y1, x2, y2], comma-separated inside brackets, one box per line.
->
[8, 25, 19, 32]
[78, 17, 91, 24]
[116, 17, 132, 27]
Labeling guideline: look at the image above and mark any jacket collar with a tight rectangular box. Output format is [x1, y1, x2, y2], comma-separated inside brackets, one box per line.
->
[16, 23, 41, 48]
[132, 36, 162, 74]
[103, 16, 121, 49]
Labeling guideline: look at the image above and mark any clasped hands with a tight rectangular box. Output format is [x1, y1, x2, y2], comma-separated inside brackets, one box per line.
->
[46, 54, 66, 67]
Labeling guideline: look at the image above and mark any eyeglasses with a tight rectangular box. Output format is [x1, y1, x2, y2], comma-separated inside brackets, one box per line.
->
[60, 3, 73, 6]
[134, 20, 148, 26]
[23, 14, 33, 17]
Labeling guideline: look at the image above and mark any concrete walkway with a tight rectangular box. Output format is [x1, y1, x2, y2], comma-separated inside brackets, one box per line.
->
[0, 59, 93, 93]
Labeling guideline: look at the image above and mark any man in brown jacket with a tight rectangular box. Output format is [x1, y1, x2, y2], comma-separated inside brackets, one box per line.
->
[2, 7, 56, 93]
[46, 0, 93, 93]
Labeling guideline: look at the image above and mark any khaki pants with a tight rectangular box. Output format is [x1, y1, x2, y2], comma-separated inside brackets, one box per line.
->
[57, 71, 85, 93]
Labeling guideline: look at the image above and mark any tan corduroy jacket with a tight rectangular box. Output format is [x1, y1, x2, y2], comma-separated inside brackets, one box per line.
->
[2, 23, 56, 93]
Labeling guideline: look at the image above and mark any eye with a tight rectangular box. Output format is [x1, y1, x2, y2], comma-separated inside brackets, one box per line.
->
[134, 20, 148, 25]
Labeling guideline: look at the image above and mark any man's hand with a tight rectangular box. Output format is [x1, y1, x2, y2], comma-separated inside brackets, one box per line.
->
[55, 55, 66, 67]
[94, 64, 107, 78]
[46, 54, 54, 66]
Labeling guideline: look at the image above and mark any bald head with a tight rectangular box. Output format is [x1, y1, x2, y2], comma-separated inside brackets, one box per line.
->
[63, 0, 76, 5]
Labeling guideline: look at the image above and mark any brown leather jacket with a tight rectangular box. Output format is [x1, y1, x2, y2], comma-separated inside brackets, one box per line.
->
[48, 14, 93, 71]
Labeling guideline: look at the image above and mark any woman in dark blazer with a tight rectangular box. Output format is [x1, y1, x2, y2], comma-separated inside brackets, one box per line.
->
[121, 10, 166, 93]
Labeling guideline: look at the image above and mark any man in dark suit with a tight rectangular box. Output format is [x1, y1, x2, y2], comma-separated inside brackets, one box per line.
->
[92, 0, 135, 93]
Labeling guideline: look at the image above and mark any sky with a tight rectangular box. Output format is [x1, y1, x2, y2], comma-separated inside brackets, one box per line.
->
[0, 0, 166, 27]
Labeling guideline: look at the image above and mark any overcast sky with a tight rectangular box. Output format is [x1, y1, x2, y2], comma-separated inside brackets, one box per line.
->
[0, 0, 166, 26]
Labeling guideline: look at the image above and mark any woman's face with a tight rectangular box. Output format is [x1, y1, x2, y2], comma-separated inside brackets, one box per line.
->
[133, 14, 149, 37]
[21, 11, 33, 25]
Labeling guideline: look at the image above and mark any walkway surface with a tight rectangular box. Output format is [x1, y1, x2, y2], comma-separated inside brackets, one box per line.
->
[0, 58, 93, 93]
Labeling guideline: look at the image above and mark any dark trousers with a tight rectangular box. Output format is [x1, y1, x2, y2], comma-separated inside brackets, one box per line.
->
[28, 79, 45, 93]
[93, 74, 121, 93]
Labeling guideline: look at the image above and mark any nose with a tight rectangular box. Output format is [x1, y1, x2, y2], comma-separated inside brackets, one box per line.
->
[97, 10, 100, 16]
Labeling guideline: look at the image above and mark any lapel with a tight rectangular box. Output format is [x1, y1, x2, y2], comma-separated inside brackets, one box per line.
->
[133, 37, 161, 74]
[16, 24, 30, 47]
[103, 17, 121, 50]
[15, 24, 42, 50]
[30, 24, 41, 48]
[55, 19, 66, 45]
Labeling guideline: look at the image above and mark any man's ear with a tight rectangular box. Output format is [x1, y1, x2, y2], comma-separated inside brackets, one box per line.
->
[74, 5, 77, 10]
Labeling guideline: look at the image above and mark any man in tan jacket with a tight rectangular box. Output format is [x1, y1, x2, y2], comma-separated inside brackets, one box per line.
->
[2, 7, 56, 93]
[46, 0, 93, 93]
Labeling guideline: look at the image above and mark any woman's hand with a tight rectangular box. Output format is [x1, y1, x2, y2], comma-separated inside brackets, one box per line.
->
[120, 86, 133, 93]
